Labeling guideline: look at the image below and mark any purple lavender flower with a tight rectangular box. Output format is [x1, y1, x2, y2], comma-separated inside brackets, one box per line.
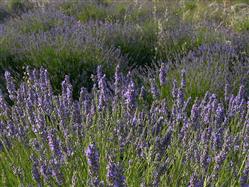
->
[159, 63, 168, 86]
[85, 143, 100, 177]
[39, 67, 47, 91]
[240, 157, 249, 186]
[190, 99, 200, 124]
[98, 75, 108, 111]
[200, 144, 211, 170]
[106, 155, 126, 187]
[0, 92, 9, 116]
[39, 158, 52, 182]
[152, 116, 164, 136]
[97, 65, 104, 83]
[172, 79, 178, 99]
[79, 87, 91, 115]
[150, 78, 160, 99]
[212, 134, 232, 178]
[237, 85, 245, 102]
[177, 88, 185, 109]
[47, 129, 63, 161]
[212, 128, 224, 151]
[30, 155, 41, 185]
[123, 80, 137, 113]
[203, 103, 212, 125]
[215, 103, 225, 126]
[5, 71, 16, 101]
[114, 64, 123, 96]
[72, 102, 81, 125]
[61, 75, 73, 109]
[188, 173, 203, 187]
[51, 164, 64, 186]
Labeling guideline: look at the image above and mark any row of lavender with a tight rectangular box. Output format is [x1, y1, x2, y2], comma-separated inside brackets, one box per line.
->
[0, 64, 248, 186]
[1, 6, 248, 98]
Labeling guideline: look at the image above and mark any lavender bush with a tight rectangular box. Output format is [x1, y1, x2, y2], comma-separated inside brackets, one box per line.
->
[0, 65, 248, 186]
[3, 8, 77, 34]
[0, 9, 126, 96]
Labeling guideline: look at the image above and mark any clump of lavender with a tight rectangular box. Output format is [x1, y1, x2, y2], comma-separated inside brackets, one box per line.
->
[85, 143, 101, 186]
[30, 154, 41, 186]
[106, 154, 126, 187]
[188, 173, 203, 187]
[240, 156, 249, 186]
[0, 65, 248, 186]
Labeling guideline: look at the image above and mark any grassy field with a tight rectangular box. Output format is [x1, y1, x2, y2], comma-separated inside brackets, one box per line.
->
[0, 0, 248, 186]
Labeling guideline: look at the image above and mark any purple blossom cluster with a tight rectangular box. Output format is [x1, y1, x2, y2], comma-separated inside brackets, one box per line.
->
[0, 65, 248, 186]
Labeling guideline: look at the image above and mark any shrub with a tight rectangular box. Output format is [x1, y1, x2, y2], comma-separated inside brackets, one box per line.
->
[6, 0, 33, 15]
[3, 8, 77, 34]
[59, 0, 154, 24]
[0, 16, 126, 96]
[180, 43, 249, 98]
[59, 0, 110, 22]
[88, 20, 158, 67]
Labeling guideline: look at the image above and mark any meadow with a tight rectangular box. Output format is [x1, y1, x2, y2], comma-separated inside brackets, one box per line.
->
[0, 0, 248, 186]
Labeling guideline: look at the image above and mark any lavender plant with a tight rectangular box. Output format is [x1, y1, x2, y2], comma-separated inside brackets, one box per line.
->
[0, 65, 248, 186]
[0, 12, 126, 96]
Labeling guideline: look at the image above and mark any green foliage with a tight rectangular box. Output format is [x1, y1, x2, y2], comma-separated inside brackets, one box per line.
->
[117, 21, 157, 67]
[7, 0, 24, 12]
[25, 43, 120, 96]
[6, 0, 32, 14]
[60, 1, 110, 22]
[232, 12, 249, 31]
[77, 3, 108, 22]
[0, 7, 9, 22]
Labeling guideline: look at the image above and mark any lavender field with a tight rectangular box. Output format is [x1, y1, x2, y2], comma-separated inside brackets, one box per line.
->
[0, 0, 248, 186]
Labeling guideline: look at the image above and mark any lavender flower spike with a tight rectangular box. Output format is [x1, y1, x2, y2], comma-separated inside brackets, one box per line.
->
[85, 143, 101, 186]
[159, 63, 168, 86]
[172, 79, 178, 99]
[5, 71, 16, 101]
[150, 78, 160, 99]
[124, 80, 137, 113]
[106, 155, 126, 187]
[240, 156, 249, 187]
